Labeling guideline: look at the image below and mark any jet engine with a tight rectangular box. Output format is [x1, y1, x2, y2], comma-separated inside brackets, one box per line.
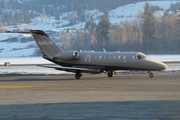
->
[53, 51, 79, 61]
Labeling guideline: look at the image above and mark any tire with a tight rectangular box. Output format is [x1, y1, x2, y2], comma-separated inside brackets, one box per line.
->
[149, 73, 153, 78]
[108, 72, 113, 77]
[75, 72, 82, 79]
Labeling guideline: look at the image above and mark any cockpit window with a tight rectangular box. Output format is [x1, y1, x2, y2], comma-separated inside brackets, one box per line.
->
[137, 54, 146, 59]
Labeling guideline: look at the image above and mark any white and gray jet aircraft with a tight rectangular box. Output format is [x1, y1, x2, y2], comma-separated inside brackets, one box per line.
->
[8, 30, 168, 79]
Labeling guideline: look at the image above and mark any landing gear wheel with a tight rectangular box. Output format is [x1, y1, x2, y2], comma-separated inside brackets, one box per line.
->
[75, 72, 82, 79]
[107, 71, 113, 77]
[149, 72, 153, 78]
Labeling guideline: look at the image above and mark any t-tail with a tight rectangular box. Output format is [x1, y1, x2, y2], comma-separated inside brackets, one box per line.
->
[30, 30, 63, 58]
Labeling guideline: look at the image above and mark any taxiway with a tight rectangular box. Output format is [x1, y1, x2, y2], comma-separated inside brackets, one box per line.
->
[0, 73, 180, 120]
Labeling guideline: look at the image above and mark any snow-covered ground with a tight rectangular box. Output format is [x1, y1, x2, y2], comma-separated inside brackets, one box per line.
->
[0, 66, 68, 75]
[0, 41, 35, 57]
[0, 33, 21, 41]
[109, 1, 180, 24]
[0, 57, 51, 65]
[148, 55, 180, 62]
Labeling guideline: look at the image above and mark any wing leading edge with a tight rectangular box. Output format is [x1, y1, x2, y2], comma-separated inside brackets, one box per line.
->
[38, 65, 101, 74]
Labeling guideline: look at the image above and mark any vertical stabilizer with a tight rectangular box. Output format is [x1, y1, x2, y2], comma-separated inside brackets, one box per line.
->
[30, 30, 63, 57]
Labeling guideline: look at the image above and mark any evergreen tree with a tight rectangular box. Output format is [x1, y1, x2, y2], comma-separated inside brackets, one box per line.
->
[96, 15, 110, 49]
[79, 9, 85, 22]
[24, 10, 30, 23]
[175, 15, 180, 52]
[85, 16, 96, 32]
[103, 9, 109, 17]
[55, 8, 60, 20]
[142, 2, 157, 53]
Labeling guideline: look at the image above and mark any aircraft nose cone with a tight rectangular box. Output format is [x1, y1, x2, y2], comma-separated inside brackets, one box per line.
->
[160, 62, 168, 70]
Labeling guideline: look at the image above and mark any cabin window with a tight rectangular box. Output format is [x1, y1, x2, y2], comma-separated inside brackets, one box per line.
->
[123, 56, 126, 59]
[118, 56, 121, 59]
[104, 56, 107, 59]
[131, 56, 135, 59]
[109, 56, 112, 59]
[113, 56, 116, 59]
[95, 56, 97, 59]
[99, 55, 102, 59]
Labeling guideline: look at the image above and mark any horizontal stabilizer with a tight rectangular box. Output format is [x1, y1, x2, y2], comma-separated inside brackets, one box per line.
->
[6, 31, 31, 34]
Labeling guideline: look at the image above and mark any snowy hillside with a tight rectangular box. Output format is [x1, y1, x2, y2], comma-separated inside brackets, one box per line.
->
[109, 1, 180, 24]
[0, 0, 180, 57]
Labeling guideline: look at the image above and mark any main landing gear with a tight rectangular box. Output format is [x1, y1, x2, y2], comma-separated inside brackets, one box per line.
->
[75, 72, 82, 79]
[108, 71, 113, 77]
[107, 71, 116, 78]
[148, 71, 153, 78]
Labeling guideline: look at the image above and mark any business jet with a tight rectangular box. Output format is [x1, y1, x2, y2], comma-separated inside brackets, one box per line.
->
[8, 30, 168, 79]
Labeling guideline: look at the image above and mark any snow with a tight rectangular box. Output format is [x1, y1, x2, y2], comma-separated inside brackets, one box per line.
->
[0, 66, 68, 75]
[0, 33, 21, 41]
[0, 41, 35, 57]
[148, 55, 180, 62]
[109, 1, 180, 24]
[0, 48, 35, 57]
[1, 41, 34, 50]
[0, 57, 52, 65]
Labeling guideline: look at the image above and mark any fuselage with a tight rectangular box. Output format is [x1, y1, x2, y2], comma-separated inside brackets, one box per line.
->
[45, 51, 168, 73]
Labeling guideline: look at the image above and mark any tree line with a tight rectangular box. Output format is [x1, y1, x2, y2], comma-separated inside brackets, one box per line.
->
[59, 3, 180, 54]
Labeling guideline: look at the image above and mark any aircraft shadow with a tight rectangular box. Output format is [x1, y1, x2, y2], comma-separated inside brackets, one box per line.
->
[0, 74, 81, 82]
[0, 77, 77, 82]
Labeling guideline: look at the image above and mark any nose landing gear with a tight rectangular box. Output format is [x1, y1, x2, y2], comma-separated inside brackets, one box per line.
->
[148, 71, 153, 78]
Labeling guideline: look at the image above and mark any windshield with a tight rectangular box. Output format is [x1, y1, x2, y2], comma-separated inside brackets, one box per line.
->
[137, 53, 147, 59]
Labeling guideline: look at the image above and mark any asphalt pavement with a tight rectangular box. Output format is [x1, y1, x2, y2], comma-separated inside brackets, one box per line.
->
[0, 73, 180, 120]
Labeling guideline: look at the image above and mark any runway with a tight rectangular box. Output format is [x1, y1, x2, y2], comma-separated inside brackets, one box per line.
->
[0, 73, 180, 120]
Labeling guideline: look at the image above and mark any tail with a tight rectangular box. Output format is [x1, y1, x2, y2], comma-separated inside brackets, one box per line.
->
[30, 30, 63, 57]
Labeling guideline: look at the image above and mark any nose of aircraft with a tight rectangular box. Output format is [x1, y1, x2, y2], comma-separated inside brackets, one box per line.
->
[149, 60, 168, 71]
[159, 62, 168, 70]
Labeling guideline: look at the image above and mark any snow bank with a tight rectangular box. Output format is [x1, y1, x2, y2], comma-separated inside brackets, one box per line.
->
[0, 57, 51, 65]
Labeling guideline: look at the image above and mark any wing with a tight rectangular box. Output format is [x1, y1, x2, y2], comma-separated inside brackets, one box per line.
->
[37, 65, 101, 73]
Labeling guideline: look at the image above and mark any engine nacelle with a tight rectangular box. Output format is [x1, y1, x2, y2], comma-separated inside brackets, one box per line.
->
[53, 51, 79, 61]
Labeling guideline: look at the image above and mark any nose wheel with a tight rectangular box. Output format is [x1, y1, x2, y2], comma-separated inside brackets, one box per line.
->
[148, 71, 153, 78]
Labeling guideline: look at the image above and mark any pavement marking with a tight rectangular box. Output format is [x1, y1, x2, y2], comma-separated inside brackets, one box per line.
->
[0, 84, 59, 89]
[169, 116, 180, 119]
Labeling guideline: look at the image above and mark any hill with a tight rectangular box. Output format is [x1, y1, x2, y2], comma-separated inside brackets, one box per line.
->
[0, 0, 180, 57]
